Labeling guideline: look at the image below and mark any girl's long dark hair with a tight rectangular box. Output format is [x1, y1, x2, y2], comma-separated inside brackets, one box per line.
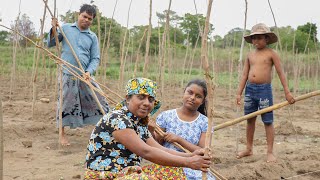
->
[185, 79, 208, 116]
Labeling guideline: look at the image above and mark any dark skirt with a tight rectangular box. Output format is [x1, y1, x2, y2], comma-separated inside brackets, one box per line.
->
[56, 73, 109, 128]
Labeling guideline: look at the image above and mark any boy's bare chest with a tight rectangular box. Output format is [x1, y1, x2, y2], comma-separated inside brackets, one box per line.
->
[249, 54, 273, 66]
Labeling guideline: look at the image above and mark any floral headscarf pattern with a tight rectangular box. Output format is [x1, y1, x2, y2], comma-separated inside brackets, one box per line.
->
[115, 78, 161, 116]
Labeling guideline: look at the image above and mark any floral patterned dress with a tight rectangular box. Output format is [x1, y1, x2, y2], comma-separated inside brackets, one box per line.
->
[85, 106, 186, 179]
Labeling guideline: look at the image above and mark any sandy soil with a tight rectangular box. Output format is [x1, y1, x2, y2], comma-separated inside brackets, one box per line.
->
[1, 75, 320, 180]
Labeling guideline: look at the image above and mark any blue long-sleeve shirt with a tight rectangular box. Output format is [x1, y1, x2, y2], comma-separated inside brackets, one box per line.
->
[47, 22, 100, 76]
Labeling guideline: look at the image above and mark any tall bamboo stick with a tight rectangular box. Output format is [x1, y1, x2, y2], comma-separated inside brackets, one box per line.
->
[214, 90, 320, 131]
[181, 33, 190, 87]
[201, 0, 214, 179]
[267, 0, 282, 51]
[235, 0, 248, 154]
[159, 0, 172, 98]
[134, 28, 148, 77]
[143, 0, 152, 77]
[0, 97, 3, 180]
[102, 0, 118, 84]
[119, 0, 132, 88]
[9, 1, 21, 101]
[32, 1, 47, 119]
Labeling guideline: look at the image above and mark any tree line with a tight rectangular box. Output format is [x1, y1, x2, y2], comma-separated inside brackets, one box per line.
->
[1, 9, 318, 54]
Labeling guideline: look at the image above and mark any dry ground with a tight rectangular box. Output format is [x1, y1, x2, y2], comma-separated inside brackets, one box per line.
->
[1, 74, 320, 180]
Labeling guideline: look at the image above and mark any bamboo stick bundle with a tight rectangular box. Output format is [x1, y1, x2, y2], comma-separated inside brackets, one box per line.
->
[0, 24, 120, 106]
[214, 90, 320, 131]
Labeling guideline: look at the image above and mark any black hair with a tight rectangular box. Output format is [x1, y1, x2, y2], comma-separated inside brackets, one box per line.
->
[80, 4, 96, 18]
[185, 79, 208, 116]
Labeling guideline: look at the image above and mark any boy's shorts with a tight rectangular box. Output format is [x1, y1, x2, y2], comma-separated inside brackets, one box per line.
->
[244, 81, 273, 124]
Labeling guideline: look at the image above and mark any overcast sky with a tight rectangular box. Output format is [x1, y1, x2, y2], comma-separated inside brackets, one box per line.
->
[1, 0, 319, 38]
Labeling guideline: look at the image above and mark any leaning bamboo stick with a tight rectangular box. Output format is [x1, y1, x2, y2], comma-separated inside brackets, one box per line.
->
[214, 90, 320, 131]
[153, 123, 226, 180]
[0, 24, 120, 105]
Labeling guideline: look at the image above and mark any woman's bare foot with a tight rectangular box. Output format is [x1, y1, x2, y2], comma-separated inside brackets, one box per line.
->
[266, 153, 276, 163]
[236, 150, 253, 159]
[60, 135, 70, 146]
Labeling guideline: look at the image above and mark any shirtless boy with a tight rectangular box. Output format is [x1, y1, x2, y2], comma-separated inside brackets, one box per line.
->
[236, 23, 295, 162]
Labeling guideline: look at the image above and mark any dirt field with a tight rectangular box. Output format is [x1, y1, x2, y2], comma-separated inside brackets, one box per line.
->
[1, 74, 320, 180]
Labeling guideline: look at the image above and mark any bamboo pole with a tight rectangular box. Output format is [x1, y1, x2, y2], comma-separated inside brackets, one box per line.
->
[214, 90, 320, 131]
[102, 0, 118, 84]
[32, 1, 47, 119]
[0, 97, 3, 180]
[119, 0, 132, 88]
[143, 0, 152, 77]
[201, 0, 214, 179]
[9, 1, 21, 101]
[159, 0, 172, 98]
[49, 0, 64, 149]
[267, 0, 282, 52]
[181, 33, 190, 87]
[235, 0, 248, 154]
[187, 33, 200, 79]
[134, 28, 148, 77]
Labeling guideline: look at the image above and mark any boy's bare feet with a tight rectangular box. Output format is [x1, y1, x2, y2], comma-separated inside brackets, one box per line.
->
[60, 134, 70, 146]
[266, 153, 276, 163]
[236, 150, 253, 159]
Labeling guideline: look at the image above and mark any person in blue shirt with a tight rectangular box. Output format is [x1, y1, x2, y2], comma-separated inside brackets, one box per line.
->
[48, 4, 109, 146]
[151, 79, 215, 180]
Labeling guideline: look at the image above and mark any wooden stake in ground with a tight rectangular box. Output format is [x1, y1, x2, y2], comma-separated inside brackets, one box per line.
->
[143, 0, 152, 77]
[201, 0, 214, 179]
[119, 0, 132, 88]
[0, 97, 3, 180]
[159, 0, 172, 98]
[102, 0, 118, 84]
[214, 90, 320, 131]
[9, 1, 21, 101]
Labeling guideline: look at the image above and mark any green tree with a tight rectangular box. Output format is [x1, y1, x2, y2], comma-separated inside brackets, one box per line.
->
[179, 13, 213, 47]
[297, 22, 318, 42]
[156, 10, 181, 27]
[59, 10, 78, 23]
[222, 27, 245, 48]
[0, 30, 10, 45]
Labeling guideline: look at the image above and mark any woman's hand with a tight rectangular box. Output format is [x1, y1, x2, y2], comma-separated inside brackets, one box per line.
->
[186, 155, 211, 172]
[148, 119, 156, 132]
[163, 132, 181, 143]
